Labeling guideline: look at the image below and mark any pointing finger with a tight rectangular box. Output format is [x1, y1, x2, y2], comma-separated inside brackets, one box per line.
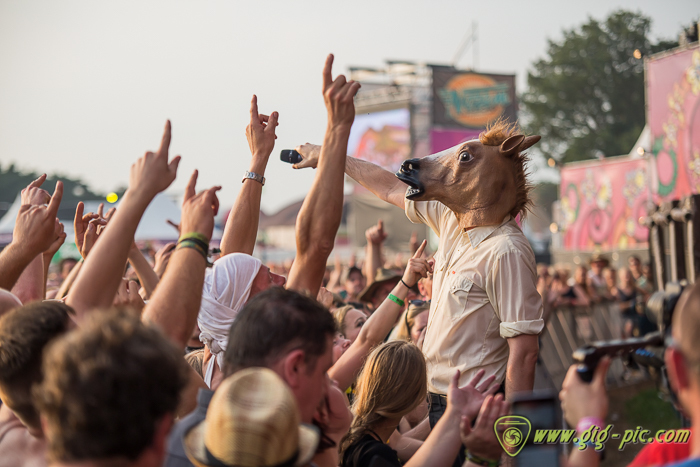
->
[413, 239, 427, 259]
[47, 181, 63, 219]
[250, 95, 259, 125]
[97, 203, 104, 218]
[185, 170, 198, 202]
[29, 174, 47, 189]
[322, 54, 334, 91]
[158, 120, 171, 159]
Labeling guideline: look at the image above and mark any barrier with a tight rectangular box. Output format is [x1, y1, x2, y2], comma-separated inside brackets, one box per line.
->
[538, 300, 634, 389]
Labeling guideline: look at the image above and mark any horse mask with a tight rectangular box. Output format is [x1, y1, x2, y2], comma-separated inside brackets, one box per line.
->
[396, 121, 540, 231]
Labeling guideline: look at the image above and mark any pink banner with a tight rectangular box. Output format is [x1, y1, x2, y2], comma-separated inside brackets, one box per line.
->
[560, 157, 650, 251]
[430, 128, 481, 154]
[647, 45, 700, 203]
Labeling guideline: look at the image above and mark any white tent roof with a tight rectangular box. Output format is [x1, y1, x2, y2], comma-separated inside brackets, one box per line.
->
[0, 193, 222, 244]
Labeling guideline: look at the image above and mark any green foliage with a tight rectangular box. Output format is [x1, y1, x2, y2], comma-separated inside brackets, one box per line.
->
[0, 163, 104, 218]
[522, 10, 678, 164]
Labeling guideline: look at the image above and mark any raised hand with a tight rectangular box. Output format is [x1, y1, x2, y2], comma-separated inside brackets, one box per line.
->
[365, 219, 387, 245]
[180, 170, 221, 242]
[402, 240, 431, 288]
[246, 95, 279, 160]
[153, 243, 176, 277]
[292, 143, 321, 170]
[460, 394, 509, 461]
[74, 202, 108, 259]
[446, 369, 500, 423]
[44, 220, 66, 258]
[21, 174, 51, 206]
[128, 120, 181, 199]
[560, 356, 610, 427]
[13, 181, 64, 256]
[322, 54, 360, 130]
[113, 278, 145, 313]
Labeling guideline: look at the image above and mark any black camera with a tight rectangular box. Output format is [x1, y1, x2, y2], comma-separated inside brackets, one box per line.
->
[572, 281, 686, 382]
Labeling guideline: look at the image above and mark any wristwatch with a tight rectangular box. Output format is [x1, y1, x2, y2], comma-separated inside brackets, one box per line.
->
[242, 171, 265, 186]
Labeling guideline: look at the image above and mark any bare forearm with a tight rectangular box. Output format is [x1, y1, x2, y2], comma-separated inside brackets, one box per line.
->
[11, 254, 44, 304]
[505, 348, 538, 399]
[128, 248, 159, 299]
[405, 411, 462, 467]
[287, 126, 350, 296]
[358, 281, 407, 345]
[0, 242, 37, 291]
[220, 158, 266, 256]
[345, 157, 406, 208]
[142, 247, 207, 348]
[56, 261, 81, 299]
[365, 242, 382, 284]
[67, 191, 151, 320]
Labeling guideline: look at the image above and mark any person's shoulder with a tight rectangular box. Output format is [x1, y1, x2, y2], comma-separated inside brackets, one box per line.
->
[343, 435, 400, 467]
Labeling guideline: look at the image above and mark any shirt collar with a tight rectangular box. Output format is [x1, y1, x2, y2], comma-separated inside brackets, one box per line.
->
[465, 215, 512, 249]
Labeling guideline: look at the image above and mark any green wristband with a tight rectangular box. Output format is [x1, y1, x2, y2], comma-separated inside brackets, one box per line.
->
[465, 450, 499, 467]
[387, 294, 405, 307]
[179, 232, 210, 246]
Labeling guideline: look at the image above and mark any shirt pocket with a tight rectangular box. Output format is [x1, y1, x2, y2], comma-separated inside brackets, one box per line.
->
[446, 275, 473, 323]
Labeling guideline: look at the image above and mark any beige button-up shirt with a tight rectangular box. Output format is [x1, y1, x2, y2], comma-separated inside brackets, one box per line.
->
[406, 199, 544, 394]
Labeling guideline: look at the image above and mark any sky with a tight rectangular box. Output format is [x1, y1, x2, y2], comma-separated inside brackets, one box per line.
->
[0, 0, 697, 213]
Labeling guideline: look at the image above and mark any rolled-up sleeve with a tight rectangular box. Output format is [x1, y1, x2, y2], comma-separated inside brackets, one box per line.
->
[405, 197, 448, 237]
[486, 251, 544, 338]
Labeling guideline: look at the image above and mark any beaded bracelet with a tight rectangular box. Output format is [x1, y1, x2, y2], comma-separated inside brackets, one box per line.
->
[465, 450, 499, 467]
[387, 294, 405, 307]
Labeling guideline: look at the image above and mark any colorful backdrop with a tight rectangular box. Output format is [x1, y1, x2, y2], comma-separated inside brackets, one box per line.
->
[559, 157, 650, 251]
[647, 45, 700, 203]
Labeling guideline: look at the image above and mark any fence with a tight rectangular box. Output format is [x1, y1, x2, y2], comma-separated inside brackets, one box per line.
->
[537, 300, 633, 390]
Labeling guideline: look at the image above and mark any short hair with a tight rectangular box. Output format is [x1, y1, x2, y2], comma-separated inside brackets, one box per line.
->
[0, 301, 72, 427]
[33, 309, 189, 463]
[344, 266, 363, 282]
[223, 287, 336, 377]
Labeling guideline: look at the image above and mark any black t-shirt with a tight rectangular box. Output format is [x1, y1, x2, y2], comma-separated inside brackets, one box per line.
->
[342, 434, 401, 467]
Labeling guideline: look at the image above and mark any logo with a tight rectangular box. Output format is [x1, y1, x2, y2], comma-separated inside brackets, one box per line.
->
[437, 74, 511, 127]
[494, 415, 531, 457]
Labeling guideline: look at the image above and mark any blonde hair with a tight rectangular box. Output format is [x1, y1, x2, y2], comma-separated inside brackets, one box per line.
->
[339, 340, 427, 458]
[395, 302, 430, 342]
[332, 305, 354, 337]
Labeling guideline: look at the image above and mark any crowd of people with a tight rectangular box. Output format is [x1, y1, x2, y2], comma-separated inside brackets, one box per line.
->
[537, 254, 656, 338]
[0, 53, 698, 467]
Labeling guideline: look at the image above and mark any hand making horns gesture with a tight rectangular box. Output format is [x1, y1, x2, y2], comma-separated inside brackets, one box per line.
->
[402, 239, 433, 288]
[322, 54, 361, 129]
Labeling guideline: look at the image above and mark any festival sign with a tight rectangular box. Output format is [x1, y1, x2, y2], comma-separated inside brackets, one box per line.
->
[559, 156, 650, 251]
[432, 67, 516, 129]
[646, 45, 700, 203]
[347, 108, 411, 173]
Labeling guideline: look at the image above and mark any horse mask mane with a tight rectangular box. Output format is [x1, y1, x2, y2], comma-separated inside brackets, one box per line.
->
[396, 119, 540, 231]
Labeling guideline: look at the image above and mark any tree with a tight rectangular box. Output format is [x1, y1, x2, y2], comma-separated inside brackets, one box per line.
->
[522, 10, 677, 164]
[0, 163, 104, 220]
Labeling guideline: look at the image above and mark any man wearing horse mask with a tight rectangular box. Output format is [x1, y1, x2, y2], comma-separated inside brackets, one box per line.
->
[294, 120, 544, 454]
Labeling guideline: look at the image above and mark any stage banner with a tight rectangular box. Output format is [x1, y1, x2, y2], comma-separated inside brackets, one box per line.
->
[430, 128, 481, 154]
[348, 108, 411, 173]
[431, 67, 516, 129]
[647, 45, 700, 203]
[559, 156, 650, 251]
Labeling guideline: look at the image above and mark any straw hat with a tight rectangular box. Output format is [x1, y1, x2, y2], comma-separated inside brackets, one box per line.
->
[589, 253, 609, 266]
[183, 367, 320, 467]
[357, 268, 402, 303]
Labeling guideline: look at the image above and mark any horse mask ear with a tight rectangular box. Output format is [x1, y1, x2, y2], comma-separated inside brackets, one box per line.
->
[500, 135, 542, 157]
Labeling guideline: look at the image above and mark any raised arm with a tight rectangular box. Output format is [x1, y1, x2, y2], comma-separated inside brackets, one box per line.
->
[329, 241, 430, 390]
[127, 244, 160, 299]
[294, 144, 407, 209]
[363, 220, 387, 285]
[0, 179, 63, 291]
[142, 170, 221, 348]
[220, 95, 278, 256]
[66, 121, 180, 321]
[286, 54, 361, 296]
